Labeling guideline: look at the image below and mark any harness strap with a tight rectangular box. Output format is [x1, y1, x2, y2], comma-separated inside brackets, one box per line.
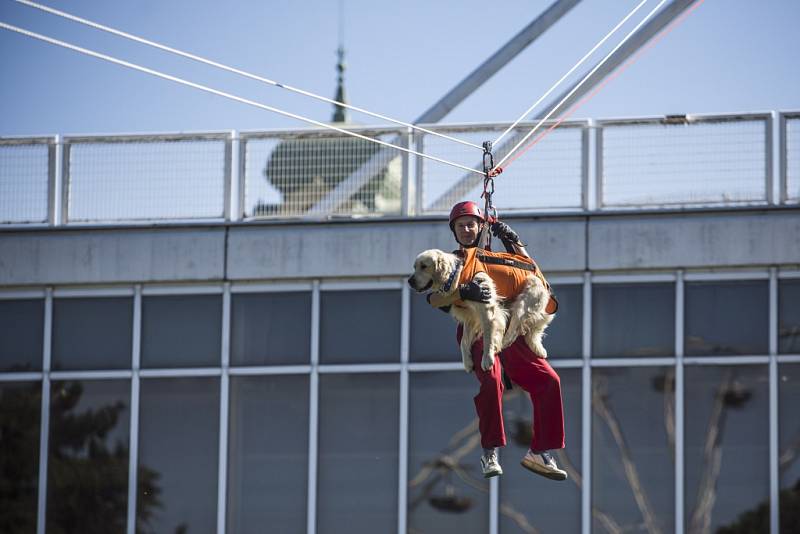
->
[476, 253, 537, 272]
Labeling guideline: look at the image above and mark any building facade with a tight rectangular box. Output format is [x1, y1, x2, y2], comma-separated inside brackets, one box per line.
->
[1, 113, 800, 533]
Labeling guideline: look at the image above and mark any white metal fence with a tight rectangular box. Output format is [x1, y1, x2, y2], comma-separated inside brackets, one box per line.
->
[1, 111, 797, 226]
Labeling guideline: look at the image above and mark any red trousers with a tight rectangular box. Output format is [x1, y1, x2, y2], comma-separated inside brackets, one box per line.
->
[457, 325, 565, 452]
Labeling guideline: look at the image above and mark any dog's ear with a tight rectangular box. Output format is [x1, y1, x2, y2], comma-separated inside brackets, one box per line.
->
[435, 251, 448, 278]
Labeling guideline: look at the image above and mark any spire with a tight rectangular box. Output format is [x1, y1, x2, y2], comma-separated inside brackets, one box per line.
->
[332, 45, 347, 123]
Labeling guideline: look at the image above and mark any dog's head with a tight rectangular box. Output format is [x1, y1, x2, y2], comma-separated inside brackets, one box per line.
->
[407, 249, 451, 293]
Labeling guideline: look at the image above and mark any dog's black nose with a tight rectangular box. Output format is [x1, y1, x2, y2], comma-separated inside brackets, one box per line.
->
[406, 275, 416, 289]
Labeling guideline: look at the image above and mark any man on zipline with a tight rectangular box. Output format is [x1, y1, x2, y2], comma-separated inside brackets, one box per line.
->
[427, 200, 567, 480]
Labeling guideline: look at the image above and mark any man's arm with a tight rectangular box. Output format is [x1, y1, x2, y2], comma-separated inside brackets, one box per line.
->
[491, 221, 530, 258]
[427, 281, 493, 310]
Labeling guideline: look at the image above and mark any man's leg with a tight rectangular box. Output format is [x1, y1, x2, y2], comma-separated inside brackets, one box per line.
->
[502, 336, 567, 480]
[457, 326, 506, 478]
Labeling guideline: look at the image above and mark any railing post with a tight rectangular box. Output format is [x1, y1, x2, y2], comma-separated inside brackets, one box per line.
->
[593, 120, 603, 211]
[59, 139, 70, 225]
[414, 132, 425, 215]
[766, 112, 775, 205]
[48, 135, 58, 226]
[400, 127, 413, 217]
[778, 112, 787, 205]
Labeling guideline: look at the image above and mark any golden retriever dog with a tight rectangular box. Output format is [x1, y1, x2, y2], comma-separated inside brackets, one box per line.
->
[407, 249, 553, 373]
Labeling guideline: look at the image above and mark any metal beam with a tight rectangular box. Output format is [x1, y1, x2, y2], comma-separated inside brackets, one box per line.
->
[307, 0, 582, 216]
[429, 0, 702, 211]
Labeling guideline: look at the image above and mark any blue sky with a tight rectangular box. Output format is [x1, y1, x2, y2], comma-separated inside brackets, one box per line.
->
[1, 0, 799, 137]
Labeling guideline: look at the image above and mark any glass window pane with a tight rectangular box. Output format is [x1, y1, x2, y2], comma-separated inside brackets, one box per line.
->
[685, 281, 768, 356]
[137, 378, 219, 534]
[500, 368, 582, 533]
[409, 293, 458, 363]
[408, 372, 489, 532]
[52, 297, 132, 370]
[46, 380, 130, 533]
[230, 292, 311, 366]
[593, 283, 675, 358]
[779, 363, 800, 520]
[0, 299, 43, 372]
[592, 367, 675, 534]
[320, 290, 400, 364]
[779, 279, 800, 354]
[0, 381, 41, 533]
[547, 284, 583, 359]
[141, 295, 221, 368]
[317, 373, 398, 533]
[684, 365, 769, 533]
[227, 375, 309, 533]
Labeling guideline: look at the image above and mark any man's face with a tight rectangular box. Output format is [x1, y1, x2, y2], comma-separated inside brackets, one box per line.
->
[453, 215, 482, 246]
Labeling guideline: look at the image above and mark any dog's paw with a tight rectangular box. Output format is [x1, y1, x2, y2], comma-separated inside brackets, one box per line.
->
[463, 357, 474, 373]
[532, 342, 548, 358]
[462, 350, 474, 373]
[481, 353, 495, 372]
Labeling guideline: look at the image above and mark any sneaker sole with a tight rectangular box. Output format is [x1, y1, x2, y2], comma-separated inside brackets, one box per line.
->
[520, 460, 568, 481]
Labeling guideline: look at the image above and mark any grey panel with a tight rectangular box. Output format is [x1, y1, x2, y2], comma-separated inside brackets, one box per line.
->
[319, 290, 401, 364]
[500, 368, 582, 534]
[778, 364, 800, 497]
[141, 294, 222, 368]
[0, 227, 225, 285]
[47, 380, 130, 533]
[546, 284, 583, 359]
[317, 373, 399, 533]
[591, 367, 675, 534]
[137, 377, 219, 534]
[226, 375, 309, 533]
[0, 381, 41, 533]
[409, 291, 458, 363]
[685, 281, 768, 356]
[779, 280, 800, 354]
[407, 371, 489, 532]
[230, 292, 311, 366]
[684, 365, 769, 533]
[589, 210, 800, 271]
[593, 283, 675, 358]
[226, 217, 586, 280]
[0, 299, 43, 372]
[52, 297, 132, 371]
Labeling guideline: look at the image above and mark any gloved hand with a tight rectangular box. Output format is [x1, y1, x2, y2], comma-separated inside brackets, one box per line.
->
[490, 221, 523, 253]
[458, 281, 492, 303]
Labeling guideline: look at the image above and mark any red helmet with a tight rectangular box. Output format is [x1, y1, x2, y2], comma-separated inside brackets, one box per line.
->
[449, 201, 483, 230]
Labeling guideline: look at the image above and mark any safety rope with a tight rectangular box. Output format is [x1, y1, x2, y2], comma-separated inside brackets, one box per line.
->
[15, 0, 484, 152]
[0, 21, 487, 177]
[494, 0, 669, 172]
[492, 0, 648, 148]
[496, 0, 705, 173]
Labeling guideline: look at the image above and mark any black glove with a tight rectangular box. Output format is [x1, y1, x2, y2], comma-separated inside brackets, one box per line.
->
[490, 221, 523, 253]
[458, 281, 492, 303]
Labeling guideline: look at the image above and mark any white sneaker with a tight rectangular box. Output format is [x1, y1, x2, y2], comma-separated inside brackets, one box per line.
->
[520, 450, 567, 481]
[480, 451, 503, 478]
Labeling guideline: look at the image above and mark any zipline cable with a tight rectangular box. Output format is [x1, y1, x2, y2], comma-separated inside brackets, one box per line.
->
[492, 0, 648, 147]
[0, 21, 486, 176]
[498, 0, 705, 172]
[494, 0, 668, 171]
[15, 0, 484, 151]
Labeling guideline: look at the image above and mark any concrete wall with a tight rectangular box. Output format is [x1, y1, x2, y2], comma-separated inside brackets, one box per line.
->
[1, 207, 798, 287]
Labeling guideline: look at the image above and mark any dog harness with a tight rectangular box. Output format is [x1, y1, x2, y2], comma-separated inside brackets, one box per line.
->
[456, 247, 558, 314]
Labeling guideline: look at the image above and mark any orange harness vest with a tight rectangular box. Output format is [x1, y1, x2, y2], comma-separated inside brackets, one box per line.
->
[456, 247, 558, 314]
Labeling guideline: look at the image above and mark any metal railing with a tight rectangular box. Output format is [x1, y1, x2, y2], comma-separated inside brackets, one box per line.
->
[1, 110, 797, 227]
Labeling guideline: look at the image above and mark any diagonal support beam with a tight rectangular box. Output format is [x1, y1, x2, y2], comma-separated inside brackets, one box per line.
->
[307, 0, 582, 216]
[429, 0, 702, 212]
